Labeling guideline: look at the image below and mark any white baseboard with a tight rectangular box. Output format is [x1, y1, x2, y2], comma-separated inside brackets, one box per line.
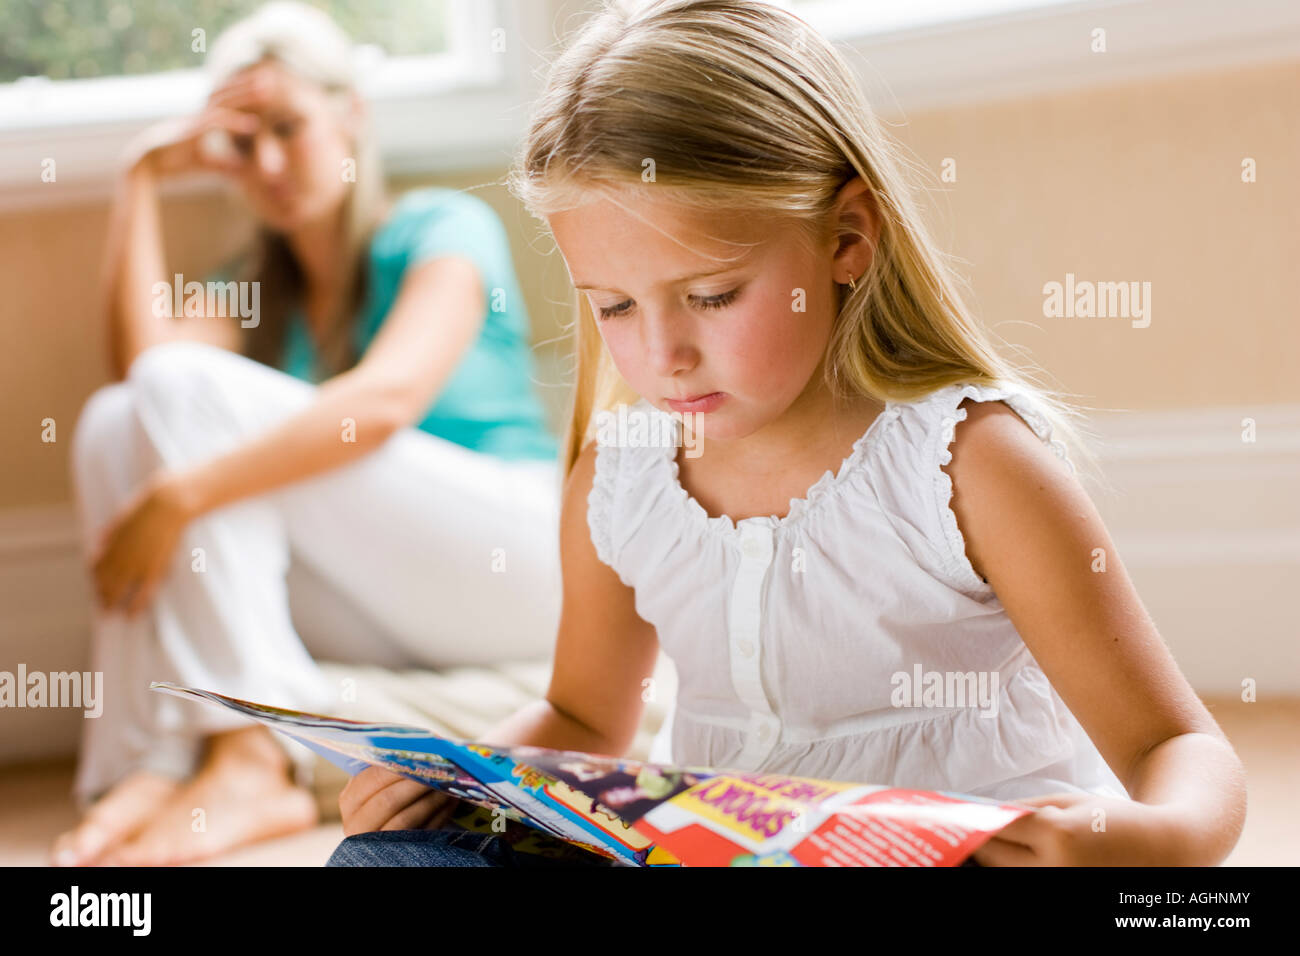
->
[1, 401, 1297, 765]
[0, 503, 95, 766]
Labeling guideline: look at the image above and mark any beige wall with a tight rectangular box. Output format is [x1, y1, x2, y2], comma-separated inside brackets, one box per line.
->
[1, 56, 1296, 509]
[892, 58, 1297, 414]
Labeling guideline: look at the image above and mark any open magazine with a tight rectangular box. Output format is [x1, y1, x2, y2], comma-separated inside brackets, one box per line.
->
[151, 682, 1032, 867]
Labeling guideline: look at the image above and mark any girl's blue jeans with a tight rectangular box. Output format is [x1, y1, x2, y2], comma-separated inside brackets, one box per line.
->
[326, 827, 622, 867]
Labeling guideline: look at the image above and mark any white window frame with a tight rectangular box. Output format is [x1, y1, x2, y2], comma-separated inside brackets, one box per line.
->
[0, 0, 550, 211]
[774, 0, 1300, 115]
[779, 0, 1082, 39]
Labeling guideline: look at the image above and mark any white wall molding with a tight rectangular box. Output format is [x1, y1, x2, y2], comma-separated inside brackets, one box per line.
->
[828, 0, 1300, 117]
[0, 503, 94, 766]
[1084, 402, 1300, 551]
[0, 502, 82, 557]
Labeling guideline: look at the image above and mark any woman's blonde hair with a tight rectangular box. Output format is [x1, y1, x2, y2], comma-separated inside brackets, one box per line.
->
[507, 0, 1107, 488]
[207, 0, 387, 377]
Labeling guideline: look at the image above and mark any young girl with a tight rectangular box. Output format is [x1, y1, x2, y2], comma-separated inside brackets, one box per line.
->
[330, 0, 1245, 867]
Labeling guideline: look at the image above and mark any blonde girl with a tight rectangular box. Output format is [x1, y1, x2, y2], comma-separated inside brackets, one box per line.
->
[331, 0, 1245, 867]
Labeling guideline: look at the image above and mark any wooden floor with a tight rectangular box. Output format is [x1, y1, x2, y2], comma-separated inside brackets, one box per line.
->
[1, 697, 1294, 866]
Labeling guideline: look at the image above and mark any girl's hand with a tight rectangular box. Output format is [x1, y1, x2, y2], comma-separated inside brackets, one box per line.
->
[91, 469, 199, 616]
[339, 766, 464, 836]
[122, 70, 271, 178]
[971, 793, 1178, 866]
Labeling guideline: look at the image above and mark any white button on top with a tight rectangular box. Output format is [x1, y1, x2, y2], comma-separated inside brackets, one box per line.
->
[741, 537, 765, 560]
[738, 639, 754, 657]
[757, 725, 771, 741]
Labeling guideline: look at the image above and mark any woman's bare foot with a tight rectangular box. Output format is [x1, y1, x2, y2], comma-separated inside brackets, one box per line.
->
[98, 725, 318, 866]
[51, 770, 182, 866]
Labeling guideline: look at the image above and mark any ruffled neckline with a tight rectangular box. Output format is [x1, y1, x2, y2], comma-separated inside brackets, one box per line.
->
[658, 401, 904, 536]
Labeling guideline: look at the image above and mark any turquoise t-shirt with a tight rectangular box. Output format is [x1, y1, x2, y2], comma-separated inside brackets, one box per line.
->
[281, 188, 558, 462]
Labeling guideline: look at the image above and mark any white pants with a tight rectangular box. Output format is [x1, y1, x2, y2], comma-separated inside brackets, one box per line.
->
[68, 340, 563, 812]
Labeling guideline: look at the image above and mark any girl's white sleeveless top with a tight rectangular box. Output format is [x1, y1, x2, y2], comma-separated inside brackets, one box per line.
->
[587, 382, 1129, 802]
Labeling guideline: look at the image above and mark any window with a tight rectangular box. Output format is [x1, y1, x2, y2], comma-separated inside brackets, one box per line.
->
[0, 0, 451, 83]
[0, 0, 525, 204]
[0, 0, 502, 131]
[781, 0, 1081, 39]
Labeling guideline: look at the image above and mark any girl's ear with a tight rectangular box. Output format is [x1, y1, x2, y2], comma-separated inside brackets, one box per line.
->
[830, 175, 882, 281]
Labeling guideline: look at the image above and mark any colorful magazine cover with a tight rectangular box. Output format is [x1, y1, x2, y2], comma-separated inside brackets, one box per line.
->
[151, 682, 1031, 867]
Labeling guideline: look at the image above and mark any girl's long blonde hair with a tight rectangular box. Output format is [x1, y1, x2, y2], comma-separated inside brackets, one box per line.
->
[207, 0, 388, 377]
[507, 0, 1106, 488]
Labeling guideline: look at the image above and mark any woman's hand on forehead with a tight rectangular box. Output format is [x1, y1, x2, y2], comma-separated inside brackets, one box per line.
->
[207, 69, 277, 113]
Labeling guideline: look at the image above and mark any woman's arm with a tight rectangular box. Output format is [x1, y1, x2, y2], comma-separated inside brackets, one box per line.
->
[92, 255, 488, 614]
[100, 99, 263, 379]
[174, 254, 487, 516]
[101, 162, 173, 379]
[945, 399, 1247, 866]
[103, 162, 236, 378]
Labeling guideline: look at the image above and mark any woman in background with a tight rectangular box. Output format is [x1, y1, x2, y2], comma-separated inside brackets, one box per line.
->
[52, 1, 562, 866]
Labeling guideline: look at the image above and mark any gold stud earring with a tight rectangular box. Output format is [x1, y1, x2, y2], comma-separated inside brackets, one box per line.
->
[847, 275, 857, 293]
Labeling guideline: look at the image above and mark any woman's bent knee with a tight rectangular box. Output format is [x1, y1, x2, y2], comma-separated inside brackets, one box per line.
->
[126, 340, 233, 398]
[70, 382, 136, 480]
[125, 339, 312, 444]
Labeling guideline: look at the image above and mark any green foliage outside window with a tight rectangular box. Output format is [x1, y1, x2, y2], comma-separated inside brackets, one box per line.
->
[0, 0, 450, 83]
